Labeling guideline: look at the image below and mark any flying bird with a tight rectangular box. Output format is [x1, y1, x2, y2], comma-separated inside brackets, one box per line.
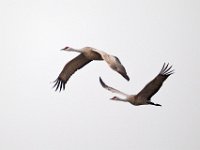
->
[99, 63, 174, 106]
[53, 46, 130, 91]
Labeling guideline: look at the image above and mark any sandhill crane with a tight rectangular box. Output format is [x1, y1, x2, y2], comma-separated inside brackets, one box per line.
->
[99, 63, 174, 106]
[53, 46, 130, 91]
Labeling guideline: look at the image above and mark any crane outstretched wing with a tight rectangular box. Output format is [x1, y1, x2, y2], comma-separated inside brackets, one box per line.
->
[136, 63, 174, 100]
[112, 56, 130, 81]
[92, 49, 130, 81]
[53, 54, 92, 91]
[99, 77, 128, 97]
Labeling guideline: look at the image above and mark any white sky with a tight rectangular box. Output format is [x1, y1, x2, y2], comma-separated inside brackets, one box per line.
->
[0, 0, 200, 149]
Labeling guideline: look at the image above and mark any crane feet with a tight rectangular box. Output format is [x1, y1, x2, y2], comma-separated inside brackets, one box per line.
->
[147, 102, 162, 106]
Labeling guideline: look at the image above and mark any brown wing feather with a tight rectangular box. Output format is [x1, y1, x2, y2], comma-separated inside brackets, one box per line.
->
[136, 63, 174, 100]
[53, 53, 92, 91]
[113, 56, 130, 81]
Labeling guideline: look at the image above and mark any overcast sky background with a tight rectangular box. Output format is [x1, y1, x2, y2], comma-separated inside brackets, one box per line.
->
[0, 0, 200, 150]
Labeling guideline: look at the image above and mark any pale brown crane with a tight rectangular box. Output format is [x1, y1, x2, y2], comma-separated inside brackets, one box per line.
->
[53, 46, 130, 91]
[99, 63, 174, 106]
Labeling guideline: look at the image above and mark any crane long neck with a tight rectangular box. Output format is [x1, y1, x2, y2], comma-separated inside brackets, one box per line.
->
[68, 47, 82, 53]
[118, 98, 128, 102]
[112, 96, 128, 102]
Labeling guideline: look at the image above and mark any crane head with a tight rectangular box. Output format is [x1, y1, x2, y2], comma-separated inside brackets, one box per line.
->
[61, 46, 69, 50]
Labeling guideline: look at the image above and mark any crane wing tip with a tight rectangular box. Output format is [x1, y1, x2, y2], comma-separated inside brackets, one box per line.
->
[52, 78, 66, 92]
[160, 63, 174, 76]
[125, 75, 130, 81]
[99, 77, 107, 88]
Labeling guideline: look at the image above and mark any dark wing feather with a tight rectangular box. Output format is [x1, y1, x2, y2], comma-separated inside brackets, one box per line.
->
[136, 63, 174, 100]
[112, 56, 130, 81]
[53, 53, 92, 91]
